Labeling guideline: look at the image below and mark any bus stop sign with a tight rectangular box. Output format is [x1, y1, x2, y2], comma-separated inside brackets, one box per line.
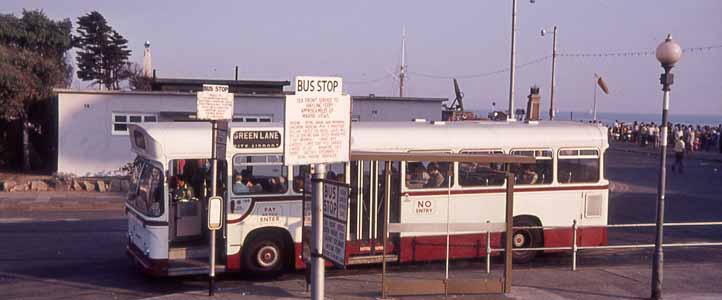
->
[321, 180, 349, 267]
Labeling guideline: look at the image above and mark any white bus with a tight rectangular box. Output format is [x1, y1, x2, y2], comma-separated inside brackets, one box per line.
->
[125, 120, 609, 276]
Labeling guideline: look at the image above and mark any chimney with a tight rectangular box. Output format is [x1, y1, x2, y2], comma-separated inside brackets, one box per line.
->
[526, 86, 541, 121]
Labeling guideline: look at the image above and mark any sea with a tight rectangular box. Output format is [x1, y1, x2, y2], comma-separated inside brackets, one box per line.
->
[472, 110, 722, 127]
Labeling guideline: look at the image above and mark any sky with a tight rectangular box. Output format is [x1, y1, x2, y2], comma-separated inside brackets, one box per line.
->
[4, 0, 722, 116]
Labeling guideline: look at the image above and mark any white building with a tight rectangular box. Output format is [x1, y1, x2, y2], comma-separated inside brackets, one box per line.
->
[55, 88, 445, 176]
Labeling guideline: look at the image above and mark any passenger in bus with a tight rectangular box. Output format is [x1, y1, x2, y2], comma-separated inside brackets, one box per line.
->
[407, 164, 430, 187]
[233, 174, 250, 194]
[293, 176, 305, 193]
[173, 176, 196, 201]
[267, 177, 286, 193]
[425, 164, 445, 188]
[520, 168, 539, 185]
[247, 178, 264, 193]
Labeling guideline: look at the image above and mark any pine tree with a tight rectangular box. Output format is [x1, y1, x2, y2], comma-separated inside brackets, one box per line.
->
[74, 11, 131, 90]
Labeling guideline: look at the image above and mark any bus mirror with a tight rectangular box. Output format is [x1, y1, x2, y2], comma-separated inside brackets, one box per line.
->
[208, 196, 223, 230]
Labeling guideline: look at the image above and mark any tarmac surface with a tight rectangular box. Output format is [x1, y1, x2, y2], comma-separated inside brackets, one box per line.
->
[0, 142, 721, 300]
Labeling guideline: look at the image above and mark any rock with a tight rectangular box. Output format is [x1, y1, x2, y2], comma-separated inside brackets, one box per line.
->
[2, 180, 17, 191]
[82, 180, 96, 192]
[97, 180, 107, 192]
[109, 179, 122, 192]
[10, 182, 29, 192]
[120, 180, 130, 192]
[30, 180, 49, 192]
[71, 180, 82, 191]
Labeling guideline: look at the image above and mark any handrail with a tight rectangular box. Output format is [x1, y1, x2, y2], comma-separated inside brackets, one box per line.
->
[482, 220, 722, 273]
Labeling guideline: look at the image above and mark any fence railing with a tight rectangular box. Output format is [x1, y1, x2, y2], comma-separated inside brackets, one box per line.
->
[485, 220, 722, 272]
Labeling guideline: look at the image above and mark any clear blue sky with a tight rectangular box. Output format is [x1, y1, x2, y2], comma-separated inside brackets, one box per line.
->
[5, 0, 722, 116]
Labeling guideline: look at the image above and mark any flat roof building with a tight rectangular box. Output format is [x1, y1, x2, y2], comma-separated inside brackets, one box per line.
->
[54, 89, 446, 176]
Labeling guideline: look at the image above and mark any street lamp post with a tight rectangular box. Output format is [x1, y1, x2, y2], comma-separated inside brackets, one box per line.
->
[542, 26, 557, 120]
[507, 0, 518, 121]
[651, 33, 682, 300]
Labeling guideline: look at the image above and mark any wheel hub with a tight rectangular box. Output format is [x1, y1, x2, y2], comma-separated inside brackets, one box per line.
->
[257, 245, 279, 268]
[513, 232, 526, 247]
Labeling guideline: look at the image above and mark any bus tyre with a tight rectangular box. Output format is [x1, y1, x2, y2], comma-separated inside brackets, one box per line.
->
[510, 217, 542, 264]
[243, 234, 286, 277]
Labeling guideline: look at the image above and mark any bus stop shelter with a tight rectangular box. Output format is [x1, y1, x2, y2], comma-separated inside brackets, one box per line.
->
[349, 151, 536, 298]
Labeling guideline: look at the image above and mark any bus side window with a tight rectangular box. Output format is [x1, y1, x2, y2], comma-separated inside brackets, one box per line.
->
[232, 154, 288, 195]
[558, 149, 600, 184]
[405, 161, 453, 189]
[510, 149, 553, 185]
[292, 165, 310, 193]
[459, 150, 505, 187]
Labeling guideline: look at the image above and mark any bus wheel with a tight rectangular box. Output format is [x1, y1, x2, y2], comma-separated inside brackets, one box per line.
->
[242, 233, 287, 277]
[510, 217, 543, 263]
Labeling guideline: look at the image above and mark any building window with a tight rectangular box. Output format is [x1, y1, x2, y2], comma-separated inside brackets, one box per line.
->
[112, 113, 158, 135]
[233, 115, 272, 123]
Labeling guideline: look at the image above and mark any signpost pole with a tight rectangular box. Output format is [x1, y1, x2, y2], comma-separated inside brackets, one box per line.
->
[195, 84, 231, 297]
[311, 163, 326, 300]
[209, 120, 218, 296]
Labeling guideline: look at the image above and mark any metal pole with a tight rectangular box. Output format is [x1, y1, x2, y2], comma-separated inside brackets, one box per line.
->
[549, 26, 558, 120]
[486, 223, 491, 274]
[652, 66, 672, 300]
[571, 219, 577, 271]
[507, 0, 518, 121]
[209, 121, 218, 296]
[382, 161, 391, 299]
[311, 163, 327, 300]
[593, 76, 598, 122]
[445, 172, 451, 286]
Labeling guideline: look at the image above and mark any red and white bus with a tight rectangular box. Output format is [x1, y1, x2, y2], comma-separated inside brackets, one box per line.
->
[126, 120, 609, 276]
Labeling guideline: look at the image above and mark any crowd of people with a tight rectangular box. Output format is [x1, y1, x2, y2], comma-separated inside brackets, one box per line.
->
[609, 121, 722, 153]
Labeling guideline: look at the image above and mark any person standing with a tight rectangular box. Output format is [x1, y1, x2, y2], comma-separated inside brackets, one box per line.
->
[672, 137, 686, 174]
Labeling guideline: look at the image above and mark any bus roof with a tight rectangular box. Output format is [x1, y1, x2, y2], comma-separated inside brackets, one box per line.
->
[349, 120, 608, 152]
[129, 120, 608, 162]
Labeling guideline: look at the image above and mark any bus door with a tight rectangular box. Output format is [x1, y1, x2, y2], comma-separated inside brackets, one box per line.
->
[348, 160, 401, 260]
[166, 159, 227, 274]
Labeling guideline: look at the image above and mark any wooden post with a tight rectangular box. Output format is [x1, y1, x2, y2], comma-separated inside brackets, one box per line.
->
[503, 172, 515, 293]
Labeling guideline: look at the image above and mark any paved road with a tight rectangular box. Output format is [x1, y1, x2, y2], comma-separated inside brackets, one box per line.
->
[0, 147, 720, 299]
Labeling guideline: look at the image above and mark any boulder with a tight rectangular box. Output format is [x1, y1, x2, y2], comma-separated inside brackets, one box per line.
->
[97, 180, 107, 192]
[10, 182, 29, 192]
[82, 180, 96, 192]
[71, 180, 83, 191]
[109, 179, 122, 192]
[30, 180, 49, 192]
[2, 180, 17, 191]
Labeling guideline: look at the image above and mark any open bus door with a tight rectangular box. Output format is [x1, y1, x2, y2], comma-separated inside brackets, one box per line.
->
[347, 160, 401, 265]
[166, 159, 227, 276]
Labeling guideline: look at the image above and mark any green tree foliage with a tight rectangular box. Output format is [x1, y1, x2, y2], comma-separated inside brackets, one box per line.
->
[0, 10, 72, 120]
[74, 11, 131, 90]
[123, 62, 153, 91]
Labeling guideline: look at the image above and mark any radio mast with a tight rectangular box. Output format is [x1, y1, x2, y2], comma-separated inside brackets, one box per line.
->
[399, 27, 407, 97]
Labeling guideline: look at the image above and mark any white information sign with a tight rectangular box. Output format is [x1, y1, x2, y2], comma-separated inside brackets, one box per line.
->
[284, 76, 351, 165]
[207, 196, 223, 230]
[321, 181, 349, 266]
[197, 84, 234, 120]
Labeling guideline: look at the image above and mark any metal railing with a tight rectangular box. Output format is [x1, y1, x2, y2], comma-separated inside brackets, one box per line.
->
[484, 220, 722, 272]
